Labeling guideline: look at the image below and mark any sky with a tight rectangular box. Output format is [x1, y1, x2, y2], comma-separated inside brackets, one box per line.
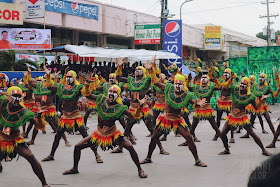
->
[95, 0, 280, 37]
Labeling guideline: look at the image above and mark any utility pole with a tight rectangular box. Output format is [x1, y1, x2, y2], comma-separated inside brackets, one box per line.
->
[260, 0, 279, 46]
[160, 0, 168, 50]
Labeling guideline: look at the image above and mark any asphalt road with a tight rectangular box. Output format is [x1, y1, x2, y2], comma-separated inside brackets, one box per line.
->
[1, 105, 280, 187]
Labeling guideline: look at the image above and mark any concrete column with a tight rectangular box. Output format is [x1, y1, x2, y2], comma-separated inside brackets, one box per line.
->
[130, 38, 135, 49]
[73, 30, 79, 45]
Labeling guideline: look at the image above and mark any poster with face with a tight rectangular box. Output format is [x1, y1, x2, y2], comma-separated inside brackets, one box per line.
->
[0, 28, 51, 50]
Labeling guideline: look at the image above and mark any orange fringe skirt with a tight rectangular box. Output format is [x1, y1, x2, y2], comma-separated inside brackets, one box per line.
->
[129, 105, 151, 120]
[87, 100, 96, 110]
[217, 99, 232, 112]
[225, 115, 250, 127]
[193, 108, 215, 120]
[0, 130, 25, 160]
[90, 125, 124, 151]
[156, 114, 188, 135]
[153, 102, 165, 112]
[181, 107, 190, 115]
[59, 111, 85, 134]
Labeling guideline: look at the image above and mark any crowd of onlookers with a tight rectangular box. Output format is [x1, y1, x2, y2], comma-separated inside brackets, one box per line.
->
[40, 58, 145, 80]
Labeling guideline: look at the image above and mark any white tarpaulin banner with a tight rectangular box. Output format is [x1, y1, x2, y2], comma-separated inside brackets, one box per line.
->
[15, 54, 69, 64]
[64, 45, 180, 60]
[25, 0, 45, 19]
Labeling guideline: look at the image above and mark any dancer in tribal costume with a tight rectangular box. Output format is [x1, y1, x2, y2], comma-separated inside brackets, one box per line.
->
[212, 68, 235, 142]
[41, 67, 103, 163]
[25, 71, 70, 147]
[218, 77, 271, 156]
[183, 74, 225, 143]
[83, 73, 100, 126]
[265, 69, 280, 148]
[140, 66, 207, 167]
[241, 73, 280, 139]
[0, 86, 50, 187]
[63, 85, 147, 178]
[111, 57, 168, 155]
[18, 81, 35, 135]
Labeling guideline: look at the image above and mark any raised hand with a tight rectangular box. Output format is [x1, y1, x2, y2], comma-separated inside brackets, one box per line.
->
[261, 94, 270, 101]
[44, 66, 51, 75]
[117, 57, 126, 66]
[197, 98, 207, 107]
[65, 66, 70, 74]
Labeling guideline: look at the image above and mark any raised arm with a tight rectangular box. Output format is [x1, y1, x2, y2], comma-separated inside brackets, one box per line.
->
[115, 58, 128, 83]
[44, 66, 58, 93]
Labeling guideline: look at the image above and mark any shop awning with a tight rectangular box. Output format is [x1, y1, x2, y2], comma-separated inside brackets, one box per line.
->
[63, 45, 181, 60]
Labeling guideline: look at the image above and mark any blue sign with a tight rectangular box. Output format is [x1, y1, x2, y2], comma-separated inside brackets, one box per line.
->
[0, 0, 13, 3]
[0, 71, 45, 85]
[45, 0, 99, 20]
[163, 20, 182, 76]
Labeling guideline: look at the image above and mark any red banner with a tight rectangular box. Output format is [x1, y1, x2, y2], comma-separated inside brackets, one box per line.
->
[135, 39, 160, 45]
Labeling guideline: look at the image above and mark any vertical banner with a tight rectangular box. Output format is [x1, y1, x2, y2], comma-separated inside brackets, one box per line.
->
[278, 35, 280, 46]
[163, 20, 182, 76]
[25, 0, 45, 19]
[204, 26, 222, 50]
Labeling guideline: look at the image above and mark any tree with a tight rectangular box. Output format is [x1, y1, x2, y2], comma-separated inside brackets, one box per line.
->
[256, 30, 280, 43]
[0, 50, 38, 71]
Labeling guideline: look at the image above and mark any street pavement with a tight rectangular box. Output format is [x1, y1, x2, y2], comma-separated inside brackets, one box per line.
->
[1, 104, 280, 187]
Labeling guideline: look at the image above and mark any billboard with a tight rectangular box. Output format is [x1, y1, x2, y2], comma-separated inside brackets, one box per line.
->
[0, 0, 13, 3]
[16, 54, 69, 64]
[25, 0, 45, 19]
[0, 28, 51, 50]
[134, 24, 160, 45]
[204, 26, 222, 50]
[0, 2, 23, 25]
[163, 20, 182, 75]
[45, 0, 99, 20]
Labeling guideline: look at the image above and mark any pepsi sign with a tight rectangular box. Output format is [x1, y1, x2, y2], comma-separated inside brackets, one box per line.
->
[45, 0, 99, 20]
[163, 20, 182, 76]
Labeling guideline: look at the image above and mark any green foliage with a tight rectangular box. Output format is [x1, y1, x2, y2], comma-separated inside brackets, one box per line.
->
[0, 51, 37, 71]
[256, 30, 280, 43]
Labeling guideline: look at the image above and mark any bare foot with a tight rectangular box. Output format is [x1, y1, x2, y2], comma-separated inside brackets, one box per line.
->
[110, 147, 123, 153]
[266, 143, 276, 148]
[159, 149, 169, 155]
[146, 133, 152, 137]
[229, 138, 235, 143]
[175, 134, 181, 137]
[138, 169, 148, 178]
[240, 134, 250, 138]
[262, 130, 268, 134]
[42, 130, 46, 134]
[194, 137, 201, 142]
[262, 150, 272, 156]
[178, 142, 188, 146]
[5, 156, 12, 162]
[140, 158, 152, 164]
[160, 136, 167, 141]
[27, 140, 34, 145]
[212, 135, 219, 141]
[95, 155, 103, 163]
[63, 168, 79, 175]
[219, 150, 230, 155]
[42, 155, 54, 162]
[195, 160, 207, 167]
[65, 141, 71, 147]
[23, 133, 28, 139]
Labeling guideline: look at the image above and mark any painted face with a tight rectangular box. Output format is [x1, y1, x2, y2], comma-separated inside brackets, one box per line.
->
[37, 79, 42, 84]
[109, 75, 116, 84]
[10, 93, 22, 106]
[159, 74, 165, 82]
[201, 75, 209, 84]
[259, 75, 265, 83]
[240, 81, 248, 91]
[108, 88, 118, 102]
[223, 72, 230, 79]
[135, 68, 143, 77]
[66, 76, 74, 85]
[174, 80, 183, 92]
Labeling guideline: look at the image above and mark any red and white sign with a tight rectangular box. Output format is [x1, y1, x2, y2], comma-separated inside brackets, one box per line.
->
[0, 3, 23, 25]
[25, 0, 44, 19]
[134, 39, 160, 45]
[278, 36, 280, 46]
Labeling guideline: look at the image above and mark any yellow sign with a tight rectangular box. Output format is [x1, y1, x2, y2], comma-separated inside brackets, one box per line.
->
[0, 3, 23, 25]
[204, 26, 221, 50]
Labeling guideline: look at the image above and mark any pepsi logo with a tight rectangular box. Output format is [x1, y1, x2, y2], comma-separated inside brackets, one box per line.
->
[72, 2, 79, 14]
[165, 21, 180, 37]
